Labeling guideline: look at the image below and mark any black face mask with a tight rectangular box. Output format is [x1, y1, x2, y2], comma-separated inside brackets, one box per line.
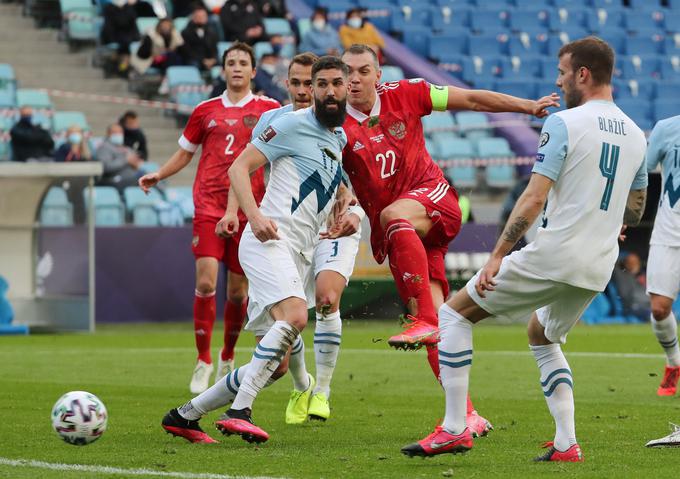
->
[315, 96, 347, 128]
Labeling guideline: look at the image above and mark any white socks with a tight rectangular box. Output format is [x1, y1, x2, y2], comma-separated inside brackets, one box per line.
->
[232, 321, 298, 410]
[313, 310, 342, 397]
[531, 343, 577, 451]
[179, 365, 250, 420]
[438, 304, 473, 435]
[288, 336, 311, 391]
[652, 312, 680, 367]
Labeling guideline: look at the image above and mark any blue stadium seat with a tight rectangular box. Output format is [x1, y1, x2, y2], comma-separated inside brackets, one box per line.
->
[663, 12, 680, 33]
[664, 36, 680, 55]
[476, 137, 515, 188]
[427, 31, 468, 61]
[173, 17, 189, 32]
[617, 98, 652, 129]
[83, 186, 125, 226]
[401, 25, 432, 57]
[455, 111, 491, 139]
[165, 186, 194, 221]
[653, 99, 680, 122]
[437, 54, 465, 77]
[0, 64, 15, 98]
[380, 65, 405, 83]
[586, 10, 624, 33]
[591, 0, 624, 7]
[422, 111, 456, 135]
[625, 35, 663, 56]
[499, 56, 541, 79]
[619, 56, 660, 80]
[461, 55, 502, 84]
[654, 80, 680, 100]
[434, 0, 473, 5]
[469, 9, 509, 34]
[0, 90, 16, 110]
[508, 9, 549, 35]
[467, 33, 509, 56]
[599, 30, 626, 54]
[438, 138, 477, 189]
[494, 78, 536, 98]
[660, 56, 680, 80]
[136, 17, 157, 35]
[547, 8, 587, 31]
[263, 18, 292, 36]
[507, 33, 548, 58]
[546, 31, 588, 56]
[40, 187, 74, 226]
[509, 0, 550, 6]
[359, 2, 393, 31]
[217, 41, 233, 63]
[581, 293, 612, 325]
[16, 89, 52, 110]
[430, 6, 470, 31]
[539, 56, 558, 79]
[167, 66, 207, 110]
[390, 6, 433, 32]
[535, 80, 559, 99]
[123, 186, 163, 226]
[552, 0, 589, 6]
[628, 0, 663, 10]
[60, 0, 98, 41]
[52, 111, 89, 134]
[0, 139, 10, 162]
[613, 78, 655, 101]
[670, 0, 680, 10]
[297, 18, 310, 40]
[623, 10, 661, 33]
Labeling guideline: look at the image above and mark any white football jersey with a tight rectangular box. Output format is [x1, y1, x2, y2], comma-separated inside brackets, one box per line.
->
[647, 115, 680, 247]
[522, 100, 648, 292]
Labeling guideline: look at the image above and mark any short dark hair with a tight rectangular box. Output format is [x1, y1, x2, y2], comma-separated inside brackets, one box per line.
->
[312, 55, 349, 80]
[119, 110, 138, 123]
[191, 2, 207, 13]
[342, 44, 379, 68]
[312, 6, 328, 20]
[558, 36, 614, 86]
[345, 7, 362, 19]
[223, 41, 256, 69]
[288, 52, 318, 74]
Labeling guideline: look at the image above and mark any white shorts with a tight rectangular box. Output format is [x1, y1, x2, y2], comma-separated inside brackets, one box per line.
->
[239, 230, 315, 337]
[466, 250, 597, 344]
[647, 244, 680, 300]
[313, 231, 361, 284]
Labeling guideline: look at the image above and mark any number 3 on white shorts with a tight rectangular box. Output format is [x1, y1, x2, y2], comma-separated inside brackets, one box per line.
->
[376, 150, 396, 179]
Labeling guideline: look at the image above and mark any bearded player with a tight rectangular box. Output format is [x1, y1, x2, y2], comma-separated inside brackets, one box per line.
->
[139, 42, 279, 394]
[340, 44, 560, 435]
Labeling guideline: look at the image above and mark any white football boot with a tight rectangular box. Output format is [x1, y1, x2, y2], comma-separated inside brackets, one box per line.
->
[189, 360, 214, 394]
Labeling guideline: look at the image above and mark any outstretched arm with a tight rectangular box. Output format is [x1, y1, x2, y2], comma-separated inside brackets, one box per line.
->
[445, 85, 560, 118]
[139, 148, 193, 193]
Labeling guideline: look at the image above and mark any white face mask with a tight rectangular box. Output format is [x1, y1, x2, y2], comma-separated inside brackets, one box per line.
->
[347, 17, 362, 29]
[312, 19, 326, 31]
[260, 64, 276, 75]
[109, 134, 124, 146]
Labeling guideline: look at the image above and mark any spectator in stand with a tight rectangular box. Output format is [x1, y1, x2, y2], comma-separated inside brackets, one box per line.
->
[101, 0, 140, 75]
[299, 7, 340, 57]
[338, 8, 385, 61]
[252, 52, 287, 103]
[95, 124, 144, 192]
[10, 106, 54, 162]
[119, 110, 148, 161]
[257, 0, 288, 18]
[131, 18, 184, 79]
[171, 0, 195, 17]
[55, 125, 91, 162]
[180, 4, 219, 72]
[220, 0, 267, 45]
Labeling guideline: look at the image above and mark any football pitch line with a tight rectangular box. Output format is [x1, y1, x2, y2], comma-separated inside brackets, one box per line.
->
[0, 457, 286, 479]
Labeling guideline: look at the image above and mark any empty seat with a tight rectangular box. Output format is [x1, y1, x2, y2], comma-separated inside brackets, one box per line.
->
[380, 66, 405, 83]
[422, 111, 456, 135]
[623, 10, 661, 33]
[654, 80, 680, 100]
[173, 17, 189, 32]
[263, 17, 292, 36]
[625, 35, 663, 56]
[591, 0, 624, 7]
[547, 8, 587, 31]
[83, 186, 125, 226]
[40, 187, 73, 226]
[52, 111, 89, 134]
[469, 9, 509, 33]
[476, 137, 515, 188]
[165, 186, 194, 221]
[660, 55, 680, 80]
[390, 6, 433, 32]
[456, 111, 491, 139]
[16, 89, 52, 109]
[476, 136, 513, 157]
[619, 55, 660, 80]
[136, 17, 158, 34]
[499, 56, 541, 79]
[430, 6, 470, 30]
[494, 78, 536, 98]
[123, 186, 163, 226]
[653, 99, 680, 122]
[438, 137, 477, 189]
[599, 30, 626, 53]
[613, 78, 655, 101]
[664, 35, 680, 55]
[586, 9, 624, 32]
[546, 31, 586, 56]
[467, 33, 509, 56]
[617, 98, 652, 128]
[427, 31, 468, 61]
[461, 55, 502, 85]
[508, 9, 548, 33]
[628, 0, 663, 11]
[665, 13, 680, 33]
[400, 25, 432, 57]
[507, 32, 548, 58]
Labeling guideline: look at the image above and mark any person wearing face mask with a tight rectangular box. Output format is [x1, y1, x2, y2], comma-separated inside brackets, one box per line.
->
[131, 17, 184, 76]
[95, 124, 144, 192]
[180, 5, 219, 72]
[10, 106, 54, 162]
[55, 125, 91, 163]
[253, 53, 287, 104]
[119, 110, 148, 160]
[299, 7, 341, 57]
[101, 0, 140, 75]
[338, 8, 384, 60]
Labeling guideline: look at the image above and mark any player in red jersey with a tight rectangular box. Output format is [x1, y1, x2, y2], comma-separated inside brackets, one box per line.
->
[340, 44, 558, 435]
[139, 42, 280, 394]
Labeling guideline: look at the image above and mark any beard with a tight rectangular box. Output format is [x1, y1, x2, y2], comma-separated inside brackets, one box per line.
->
[564, 82, 583, 109]
[315, 96, 347, 128]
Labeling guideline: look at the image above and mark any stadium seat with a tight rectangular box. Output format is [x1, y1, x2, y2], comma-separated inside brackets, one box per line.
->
[499, 56, 541, 79]
[599, 30, 626, 54]
[586, 9, 624, 33]
[494, 78, 536, 98]
[422, 111, 456, 135]
[539, 56, 558, 79]
[427, 31, 468, 61]
[619, 55, 660, 80]
[664, 13, 680, 33]
[123, 186, 163, 226]
[253, 41, 274, 61]
[475, 136, 513, 156]
[438, 137, 477, 189]
[167, 66, 207, 110]
[60, 0, 98, 44]
[654, 80, 680, 100]
[476, 137, 515, 188]
[0, 90, 16, 110]
[455, 111, 491, 139]
[507, 33, 548, 58]
[16, 89, 52, 110]
[625, 35, 663, 56]
[581, 293, 612, 325]
[613, 78, 655, 101]
[173, 17, 189, 32]
[52, 111, 89, 134]
[546, 31, 587, 56]
[660, 56, 680, 80]
[628, 0, 663, 11]
[390, 6, 433, 33]
[670, 0, 680, 10]
[430, 6, 470, 31]
[380, 65, 405, 83]
[217, 41, 233, 63]
[508, 9, 548, 34]
[297, 18, 311, 40]
[664, 35, 680, 55]
[467, 33, 509, 56]
[461, 55, 502, 85]
[83, 186, 125, 226]
[469, 9, 509, 34]
[617, 98, 652, 129]
[263, 18, 293, 37]
[547, 8, 587, 31]
[136, 17, 157, 35]
[165, 186, 194, 221]
[0, 64, 17, 96]
[0, 139, 9, 162]
[591, 0, 624, 8]
[623, 10, 661, 33]
[400, 25, 432, 57]
[653, 99, 680, 123]
[40, 186, 74, 226]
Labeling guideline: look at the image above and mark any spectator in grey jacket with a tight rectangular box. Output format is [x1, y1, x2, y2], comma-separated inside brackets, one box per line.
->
[95, 124, 143, 192]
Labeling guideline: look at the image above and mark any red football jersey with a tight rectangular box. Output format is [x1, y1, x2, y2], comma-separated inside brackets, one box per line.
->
[342, 79, 453, 261]
[179, 91, 280, 218]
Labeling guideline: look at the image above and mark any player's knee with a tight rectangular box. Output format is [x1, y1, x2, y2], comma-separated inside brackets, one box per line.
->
[316, 291, 338, 311]
[196, 279, 216, 296]
[379, 205, 400, 229]
[227, 287, 247, 304]
[651, 303, 672, 321]
[287, 310, 308, 332]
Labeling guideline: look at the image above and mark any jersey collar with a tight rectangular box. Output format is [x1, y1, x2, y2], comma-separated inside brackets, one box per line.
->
[221, 90, 254, 108]
[346, 91, 381, 123]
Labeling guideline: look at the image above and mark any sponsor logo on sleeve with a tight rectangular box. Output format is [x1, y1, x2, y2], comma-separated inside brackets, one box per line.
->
[539, 132, 550, 148]
[536, 153, 545, 162]
[258, 126, 277, 143]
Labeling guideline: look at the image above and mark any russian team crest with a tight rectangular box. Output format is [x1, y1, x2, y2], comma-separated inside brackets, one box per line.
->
[243, 114, 259, 128]
[388, 121, 406, 140]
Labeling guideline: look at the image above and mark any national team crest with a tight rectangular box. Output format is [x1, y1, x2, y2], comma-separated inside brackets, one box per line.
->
[243, 114, 259, 128]
[388, 121, 407, 140]
[192, 235, 199, 247]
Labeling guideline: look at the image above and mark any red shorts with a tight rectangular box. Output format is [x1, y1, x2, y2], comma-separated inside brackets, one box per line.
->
[191, 214, 245, 275]
[398, 180, 462, 298]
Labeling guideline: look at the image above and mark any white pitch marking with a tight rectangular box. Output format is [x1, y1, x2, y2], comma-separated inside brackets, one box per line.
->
[0, 457, 286, 479]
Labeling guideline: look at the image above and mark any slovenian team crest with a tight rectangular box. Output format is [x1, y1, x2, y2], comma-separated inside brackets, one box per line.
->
[388, 121, 406, 140]
[243, 114, 259, 128]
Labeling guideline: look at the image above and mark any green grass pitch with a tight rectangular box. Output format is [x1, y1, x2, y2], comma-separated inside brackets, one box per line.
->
[1, 320, 679, 478]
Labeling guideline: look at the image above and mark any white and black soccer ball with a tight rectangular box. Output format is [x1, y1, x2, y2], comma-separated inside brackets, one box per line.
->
[51, 391, 108, 445]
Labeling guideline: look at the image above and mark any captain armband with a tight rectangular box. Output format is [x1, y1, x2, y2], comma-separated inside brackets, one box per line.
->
[430, 84, 449, 111]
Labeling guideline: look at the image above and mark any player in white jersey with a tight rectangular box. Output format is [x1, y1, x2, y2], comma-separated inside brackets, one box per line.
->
[161, 56, 352, 444]
[402, 37, 648, 462]
[645, 114, 680, 396]
[222, 52, 362, 424]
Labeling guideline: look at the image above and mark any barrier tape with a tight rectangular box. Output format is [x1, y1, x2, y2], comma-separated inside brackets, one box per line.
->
[36, 88, 195, 113]
[328, 9, 391, 21]
[435, 156, 534, 168]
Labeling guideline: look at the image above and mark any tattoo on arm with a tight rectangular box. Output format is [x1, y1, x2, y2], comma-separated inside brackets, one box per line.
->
[623, 189, 647, 226]
[502, 216, 530, 244]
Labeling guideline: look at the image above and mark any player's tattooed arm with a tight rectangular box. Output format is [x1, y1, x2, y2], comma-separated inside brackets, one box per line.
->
[623, 189, 647, 226]
[502, 216, 530, 244]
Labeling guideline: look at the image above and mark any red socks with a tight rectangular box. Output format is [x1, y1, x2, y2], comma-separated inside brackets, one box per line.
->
[222, 299, 247, 361]
[385, 219, 438, 325]
[193, 290, 216, 363]
[426, 344, 441, 382]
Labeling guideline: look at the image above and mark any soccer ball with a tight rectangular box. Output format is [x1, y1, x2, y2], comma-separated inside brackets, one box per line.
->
[50, 391, 108, 445]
